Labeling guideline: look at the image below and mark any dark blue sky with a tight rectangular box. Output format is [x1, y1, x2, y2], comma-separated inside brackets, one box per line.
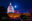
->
[0, 0, 32, 13]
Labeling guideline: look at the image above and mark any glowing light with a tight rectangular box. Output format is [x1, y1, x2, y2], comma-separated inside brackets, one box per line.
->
[15, 5, 16, 8]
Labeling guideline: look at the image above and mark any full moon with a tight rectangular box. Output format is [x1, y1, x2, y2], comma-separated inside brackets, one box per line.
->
[15, 5, 16, 8]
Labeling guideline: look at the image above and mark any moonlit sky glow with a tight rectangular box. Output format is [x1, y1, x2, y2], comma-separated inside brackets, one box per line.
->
[15, 5, 16, 8]
[0, 0, 32, 13]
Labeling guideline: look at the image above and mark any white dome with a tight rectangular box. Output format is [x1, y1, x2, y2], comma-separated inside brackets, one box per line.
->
[7, 3, 14, 13]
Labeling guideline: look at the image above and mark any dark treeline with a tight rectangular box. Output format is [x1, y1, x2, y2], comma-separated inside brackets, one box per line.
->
[0, 6, 11, 21]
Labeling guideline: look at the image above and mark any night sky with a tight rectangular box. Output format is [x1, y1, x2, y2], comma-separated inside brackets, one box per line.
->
[0, 0, 32, 13]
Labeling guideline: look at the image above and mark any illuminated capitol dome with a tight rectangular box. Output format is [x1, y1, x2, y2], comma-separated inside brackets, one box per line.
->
[7, 3, 14, 13]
